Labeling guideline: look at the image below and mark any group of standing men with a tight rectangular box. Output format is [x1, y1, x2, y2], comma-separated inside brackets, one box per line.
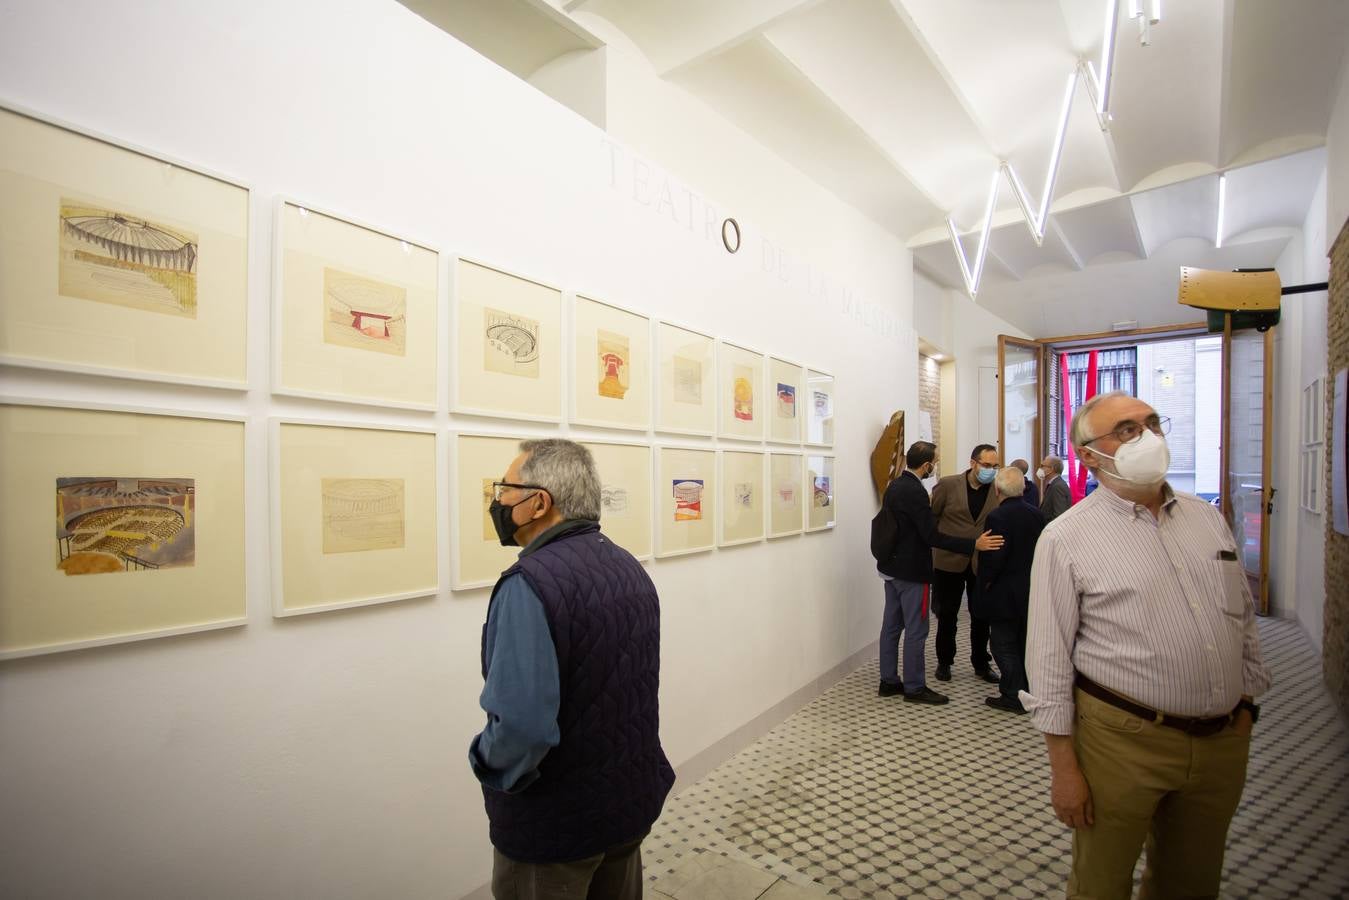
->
[875, 440, 1071, 710]
[875, 391, 1270, 898]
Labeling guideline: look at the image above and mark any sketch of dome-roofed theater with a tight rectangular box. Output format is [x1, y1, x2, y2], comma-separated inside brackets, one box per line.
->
[58, 199, 199, 317]
[484, 306, 541, 378]
[320, 477, 406, 554]
[322, 266, 408, 357]
[55, 477, 196, 575]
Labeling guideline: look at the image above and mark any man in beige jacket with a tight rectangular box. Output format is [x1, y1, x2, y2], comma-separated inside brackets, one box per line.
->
[929, 443, 1001, 684]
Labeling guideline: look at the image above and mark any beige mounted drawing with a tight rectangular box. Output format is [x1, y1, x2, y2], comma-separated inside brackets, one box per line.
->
[572, 296, 651, 430]
[56, 477, 197, 576]
[323, 267, 407, 357]
[0, 106, 249, 387]
[274, 421, 437, 616]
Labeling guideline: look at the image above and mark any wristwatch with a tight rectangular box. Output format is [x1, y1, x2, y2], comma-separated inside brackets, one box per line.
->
[1235, 699, 1260, 724]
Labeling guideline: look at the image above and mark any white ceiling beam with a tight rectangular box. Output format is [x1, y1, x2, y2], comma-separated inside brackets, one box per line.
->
[1048, 219, 1086, 271]
[655, 0, 830, 78]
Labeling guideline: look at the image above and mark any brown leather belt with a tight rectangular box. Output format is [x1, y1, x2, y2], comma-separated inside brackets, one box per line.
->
[1075, 674, 1234, 738]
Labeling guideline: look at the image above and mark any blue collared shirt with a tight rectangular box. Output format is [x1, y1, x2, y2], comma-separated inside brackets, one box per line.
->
[468, 574, 561, 793]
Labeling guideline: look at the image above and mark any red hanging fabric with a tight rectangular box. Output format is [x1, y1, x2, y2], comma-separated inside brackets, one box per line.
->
[1064, 350, 1100, 503]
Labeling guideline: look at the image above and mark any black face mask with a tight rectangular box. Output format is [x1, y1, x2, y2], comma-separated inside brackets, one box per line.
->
[489, 493, 539, 547]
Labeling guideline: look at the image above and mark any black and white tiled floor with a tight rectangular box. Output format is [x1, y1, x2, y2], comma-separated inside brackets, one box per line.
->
[644, 618, 1349, 899]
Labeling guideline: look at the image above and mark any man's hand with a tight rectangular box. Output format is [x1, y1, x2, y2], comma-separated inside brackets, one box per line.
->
[1051, 766, 1094, 828]
[975, 530, 1004, 552]
[1044, 733, 1093, 829]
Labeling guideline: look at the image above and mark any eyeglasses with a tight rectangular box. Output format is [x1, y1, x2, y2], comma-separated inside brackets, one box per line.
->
[491, 481, 546, 502]
[1083, 415, 1171, 447]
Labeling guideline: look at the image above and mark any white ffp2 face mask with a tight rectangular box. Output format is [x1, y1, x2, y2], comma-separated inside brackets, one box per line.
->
[1090, 429, 1171, 486]
[1035, 468, 1046, 480]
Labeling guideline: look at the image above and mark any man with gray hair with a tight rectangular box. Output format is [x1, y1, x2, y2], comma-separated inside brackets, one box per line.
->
[1037, 454, 1071, 523]
[1023, 392, 1270, 898]
[470, 439, 674, 899]
[973, 466, 1044, 713]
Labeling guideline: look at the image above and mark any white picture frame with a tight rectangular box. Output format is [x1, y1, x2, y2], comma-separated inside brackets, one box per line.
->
[767, 356, 805, 444]
[718, 449, 765, 547]
[768, 451, 805, 538]
[805, 453, 836, 532]
[270, 419, 440, 617]
[655, 445, 716, 558]
[580, 438, 654, 561]
[451, 431, 534, 590]
[655, 320, 716, 437]
[718, 340, 766, 442]
[271, 197, 441, 411]
[571, 295, 651, 431]
[805, 369, 836, 447]
[452, 258, 563, 424]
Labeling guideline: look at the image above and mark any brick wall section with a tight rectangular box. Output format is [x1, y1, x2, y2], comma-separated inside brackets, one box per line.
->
[1327, 216, 1349, 721]
[918, 354, 941, 476]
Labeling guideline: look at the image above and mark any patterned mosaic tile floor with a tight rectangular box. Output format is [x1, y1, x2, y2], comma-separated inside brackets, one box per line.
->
[644, 617, 1349, 899]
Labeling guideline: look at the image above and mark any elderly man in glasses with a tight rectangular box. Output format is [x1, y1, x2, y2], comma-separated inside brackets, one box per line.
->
[1022, 391, 1271, 899]
[470, 439, 674, 900]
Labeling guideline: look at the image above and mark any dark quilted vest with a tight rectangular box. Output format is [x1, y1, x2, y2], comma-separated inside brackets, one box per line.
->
[481, 521, 675, 863]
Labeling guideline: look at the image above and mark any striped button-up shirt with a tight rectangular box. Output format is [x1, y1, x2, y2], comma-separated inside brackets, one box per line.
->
[1021, 483, 1271, 735]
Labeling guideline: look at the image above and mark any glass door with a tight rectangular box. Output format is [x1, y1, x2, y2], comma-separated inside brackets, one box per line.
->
[998, 336, 1042, 469]
[1222, 326, 1273, 614]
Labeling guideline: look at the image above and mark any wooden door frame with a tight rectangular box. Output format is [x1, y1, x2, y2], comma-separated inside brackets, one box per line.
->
[997, 335, 1044, 469]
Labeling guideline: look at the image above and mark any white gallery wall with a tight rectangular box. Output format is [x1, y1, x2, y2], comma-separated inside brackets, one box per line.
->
[1272, 171, 1330, 648]
[0, 1, 922, 898]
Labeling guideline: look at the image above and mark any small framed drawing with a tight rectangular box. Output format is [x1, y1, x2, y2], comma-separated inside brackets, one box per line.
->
[805, 454, 836, 532]
[273, 199, 439, 410]
[0, 104, 249, 389]
[719, 450, 765, 547]
[768, 356, 804, 444]
[768, 452, 804, 538]
[454, 259, 562, 423]
[719, 341, 766, 441]
[0, 401, 246, 660]
[453, 432, 533, 589]
[272, 420, 439, 616]
[656, 446, 716, 558]
[581, 439, 653, 560]
[572, 296, 651, 431]
[806, 369, 836, 447]
[655, 321, 715, 436]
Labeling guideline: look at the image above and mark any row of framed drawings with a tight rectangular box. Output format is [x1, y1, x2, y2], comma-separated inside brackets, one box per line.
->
[0, 103, 835, 446]
[0, 403, 835, 661]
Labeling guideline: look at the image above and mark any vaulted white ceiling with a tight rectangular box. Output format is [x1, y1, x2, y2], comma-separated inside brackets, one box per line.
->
[400, 0, 1349, 336]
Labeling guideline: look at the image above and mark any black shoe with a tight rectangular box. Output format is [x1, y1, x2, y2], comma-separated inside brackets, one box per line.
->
[878, 680, 905, 697]
[975, 668, 1001, 684]
[904, 686, 950, 705]
[985, 695, 1027, 714]
[935, 664, 952, 682]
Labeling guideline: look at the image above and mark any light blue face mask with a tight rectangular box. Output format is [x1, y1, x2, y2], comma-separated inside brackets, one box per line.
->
[976, 466, 996, 485]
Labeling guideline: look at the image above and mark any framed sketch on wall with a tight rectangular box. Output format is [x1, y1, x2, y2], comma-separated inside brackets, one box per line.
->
[656, 446, 716, 557]
[0, 402, 246, 659]
[273, 200, 439, 410]
[453, 432, 533, 589]
[768, 451, 804, 538]
[655, 321, 715, 436]
[718, 341, 765, 441]
[719, 450, 765, 547]
[271, 420, 439, 616]
[768, 356, 804, 444]
[581, 440, 653, 560]
[0, 105, 249, 389]
[572, 296, 651, 431]
[454, 259, 562, 423]
[805, 454, 836, 532]
[805, 369, 836, 447]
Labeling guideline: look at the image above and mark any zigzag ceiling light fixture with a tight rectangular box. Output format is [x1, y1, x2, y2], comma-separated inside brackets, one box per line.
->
[946, 0, 1160, 299]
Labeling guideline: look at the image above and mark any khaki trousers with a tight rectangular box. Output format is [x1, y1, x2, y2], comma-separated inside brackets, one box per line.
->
[1069, 688, 1251, 900]
[491, 833, 645, 900]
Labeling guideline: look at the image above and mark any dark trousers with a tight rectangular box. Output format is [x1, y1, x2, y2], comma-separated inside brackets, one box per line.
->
[492, 833, 646, 900]
[879, 578, 930, 691]
[988, 616, 1028, 700]
[932, 565, 991, 670]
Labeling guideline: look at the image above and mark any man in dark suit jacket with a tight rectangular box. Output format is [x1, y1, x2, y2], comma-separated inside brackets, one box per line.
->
[1038, 455, 1071, 523]
[974, 467, 1046, 713]
[874, 442, 1003, 705]
[1010, 459, 1040, 509]
[930, 443, 1002, 683]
